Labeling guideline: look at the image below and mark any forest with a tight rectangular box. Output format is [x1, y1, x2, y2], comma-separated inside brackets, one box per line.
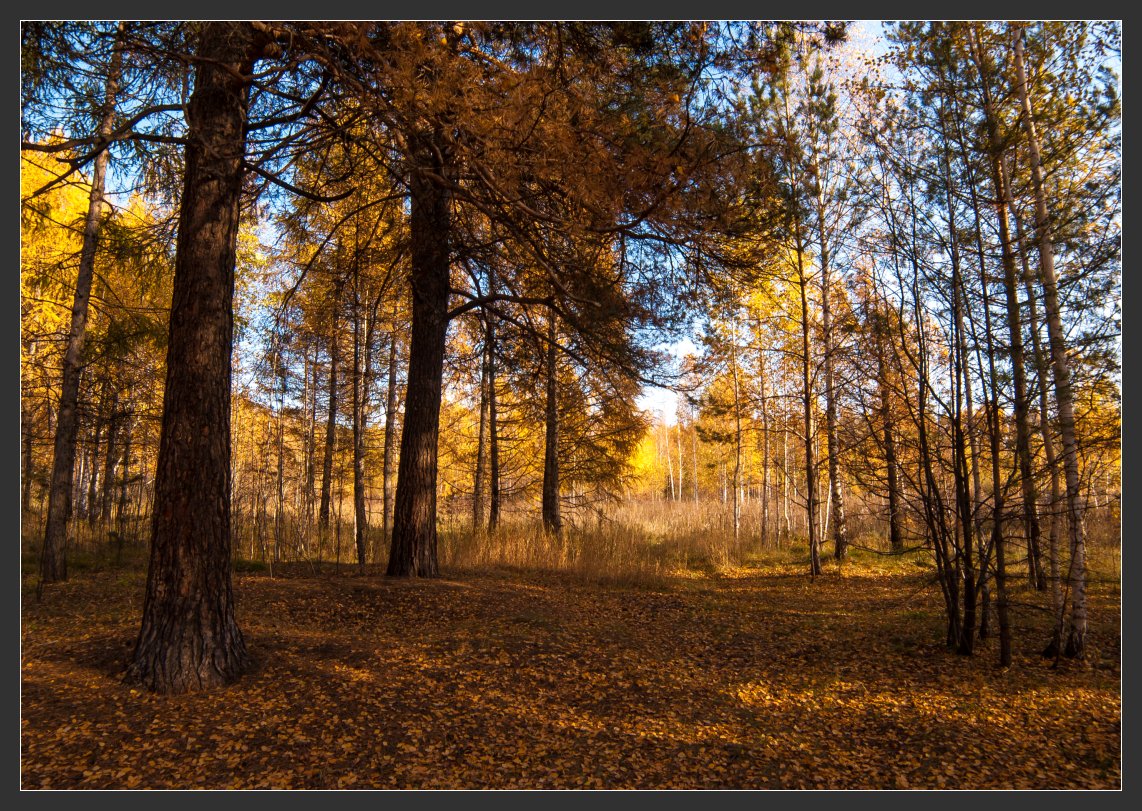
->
[20, 21, 1120, 790]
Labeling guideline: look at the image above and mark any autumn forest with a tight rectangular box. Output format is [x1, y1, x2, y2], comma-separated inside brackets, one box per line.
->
[20, 21, 1120, 789]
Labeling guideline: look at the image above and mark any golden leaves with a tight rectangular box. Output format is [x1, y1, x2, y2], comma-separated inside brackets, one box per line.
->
[21, 565, 1120, 789]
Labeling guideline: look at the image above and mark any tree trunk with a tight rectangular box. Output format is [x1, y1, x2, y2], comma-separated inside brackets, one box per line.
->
[967, 192, 1006, 659]
[730, 318, 742, 547]
[692, 418, 699, 503]
[100, 390, 120, 523]
[40, 29, 122, 582]
[781, 403, 790, 542]
[388, 132, 451, 578]
[937, 113, 980, 655]
[472, 327, 489, 532]
[795, 239, 819, 577]
[23, 406, 35, 513]
[1014, 207, 1066, 657]
[541, 315, 562, 537]
[1012, 24, 1088, 659]
[304, 342, 317, 531]
[758, 353, 770, 547]
[817, 200, 849, 561]
[275, 368, 285, 564]
[976, 67, 1046, 596]
[962, 37, 1011, 662]
[351, 259, 369, 570]
[116, 416, 132, 537]
[382, 331, 399, 542]
[676, 417, 684, 502]
[319, 284, 341, 530]
[487, 266, 501, 533]
[85, 390, 105, 524]
[126, 21, 256, 693]
[874, 316, 903, 554]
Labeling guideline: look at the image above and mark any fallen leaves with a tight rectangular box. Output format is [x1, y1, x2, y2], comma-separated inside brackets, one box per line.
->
[20, 564, 1120, 789]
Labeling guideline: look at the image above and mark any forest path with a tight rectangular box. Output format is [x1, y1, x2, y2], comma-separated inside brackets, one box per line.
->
[21, 562, 1119, 788]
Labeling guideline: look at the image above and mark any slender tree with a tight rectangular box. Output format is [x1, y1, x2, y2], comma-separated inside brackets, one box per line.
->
[39, 25, 123, 583]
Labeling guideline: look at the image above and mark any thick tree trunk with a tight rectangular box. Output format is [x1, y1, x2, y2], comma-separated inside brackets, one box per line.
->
[40, 30, 122, 582]
[388, 134, 451, 577]
[1012, 25, 1088, 659]
[126, 21, 256, 693]
[541, 315, 562, 537]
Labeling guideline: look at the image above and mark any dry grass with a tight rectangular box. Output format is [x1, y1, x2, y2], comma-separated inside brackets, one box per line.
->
[25, 496, 1119, 591]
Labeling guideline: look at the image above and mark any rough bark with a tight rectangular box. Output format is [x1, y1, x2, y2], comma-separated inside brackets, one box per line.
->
[40, 29, 122, 582]
[387, 132, 451, 577]
[126, 21, 256, 693]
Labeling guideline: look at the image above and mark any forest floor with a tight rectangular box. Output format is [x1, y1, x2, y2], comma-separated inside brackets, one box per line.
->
[21, 557, 1120, 789]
